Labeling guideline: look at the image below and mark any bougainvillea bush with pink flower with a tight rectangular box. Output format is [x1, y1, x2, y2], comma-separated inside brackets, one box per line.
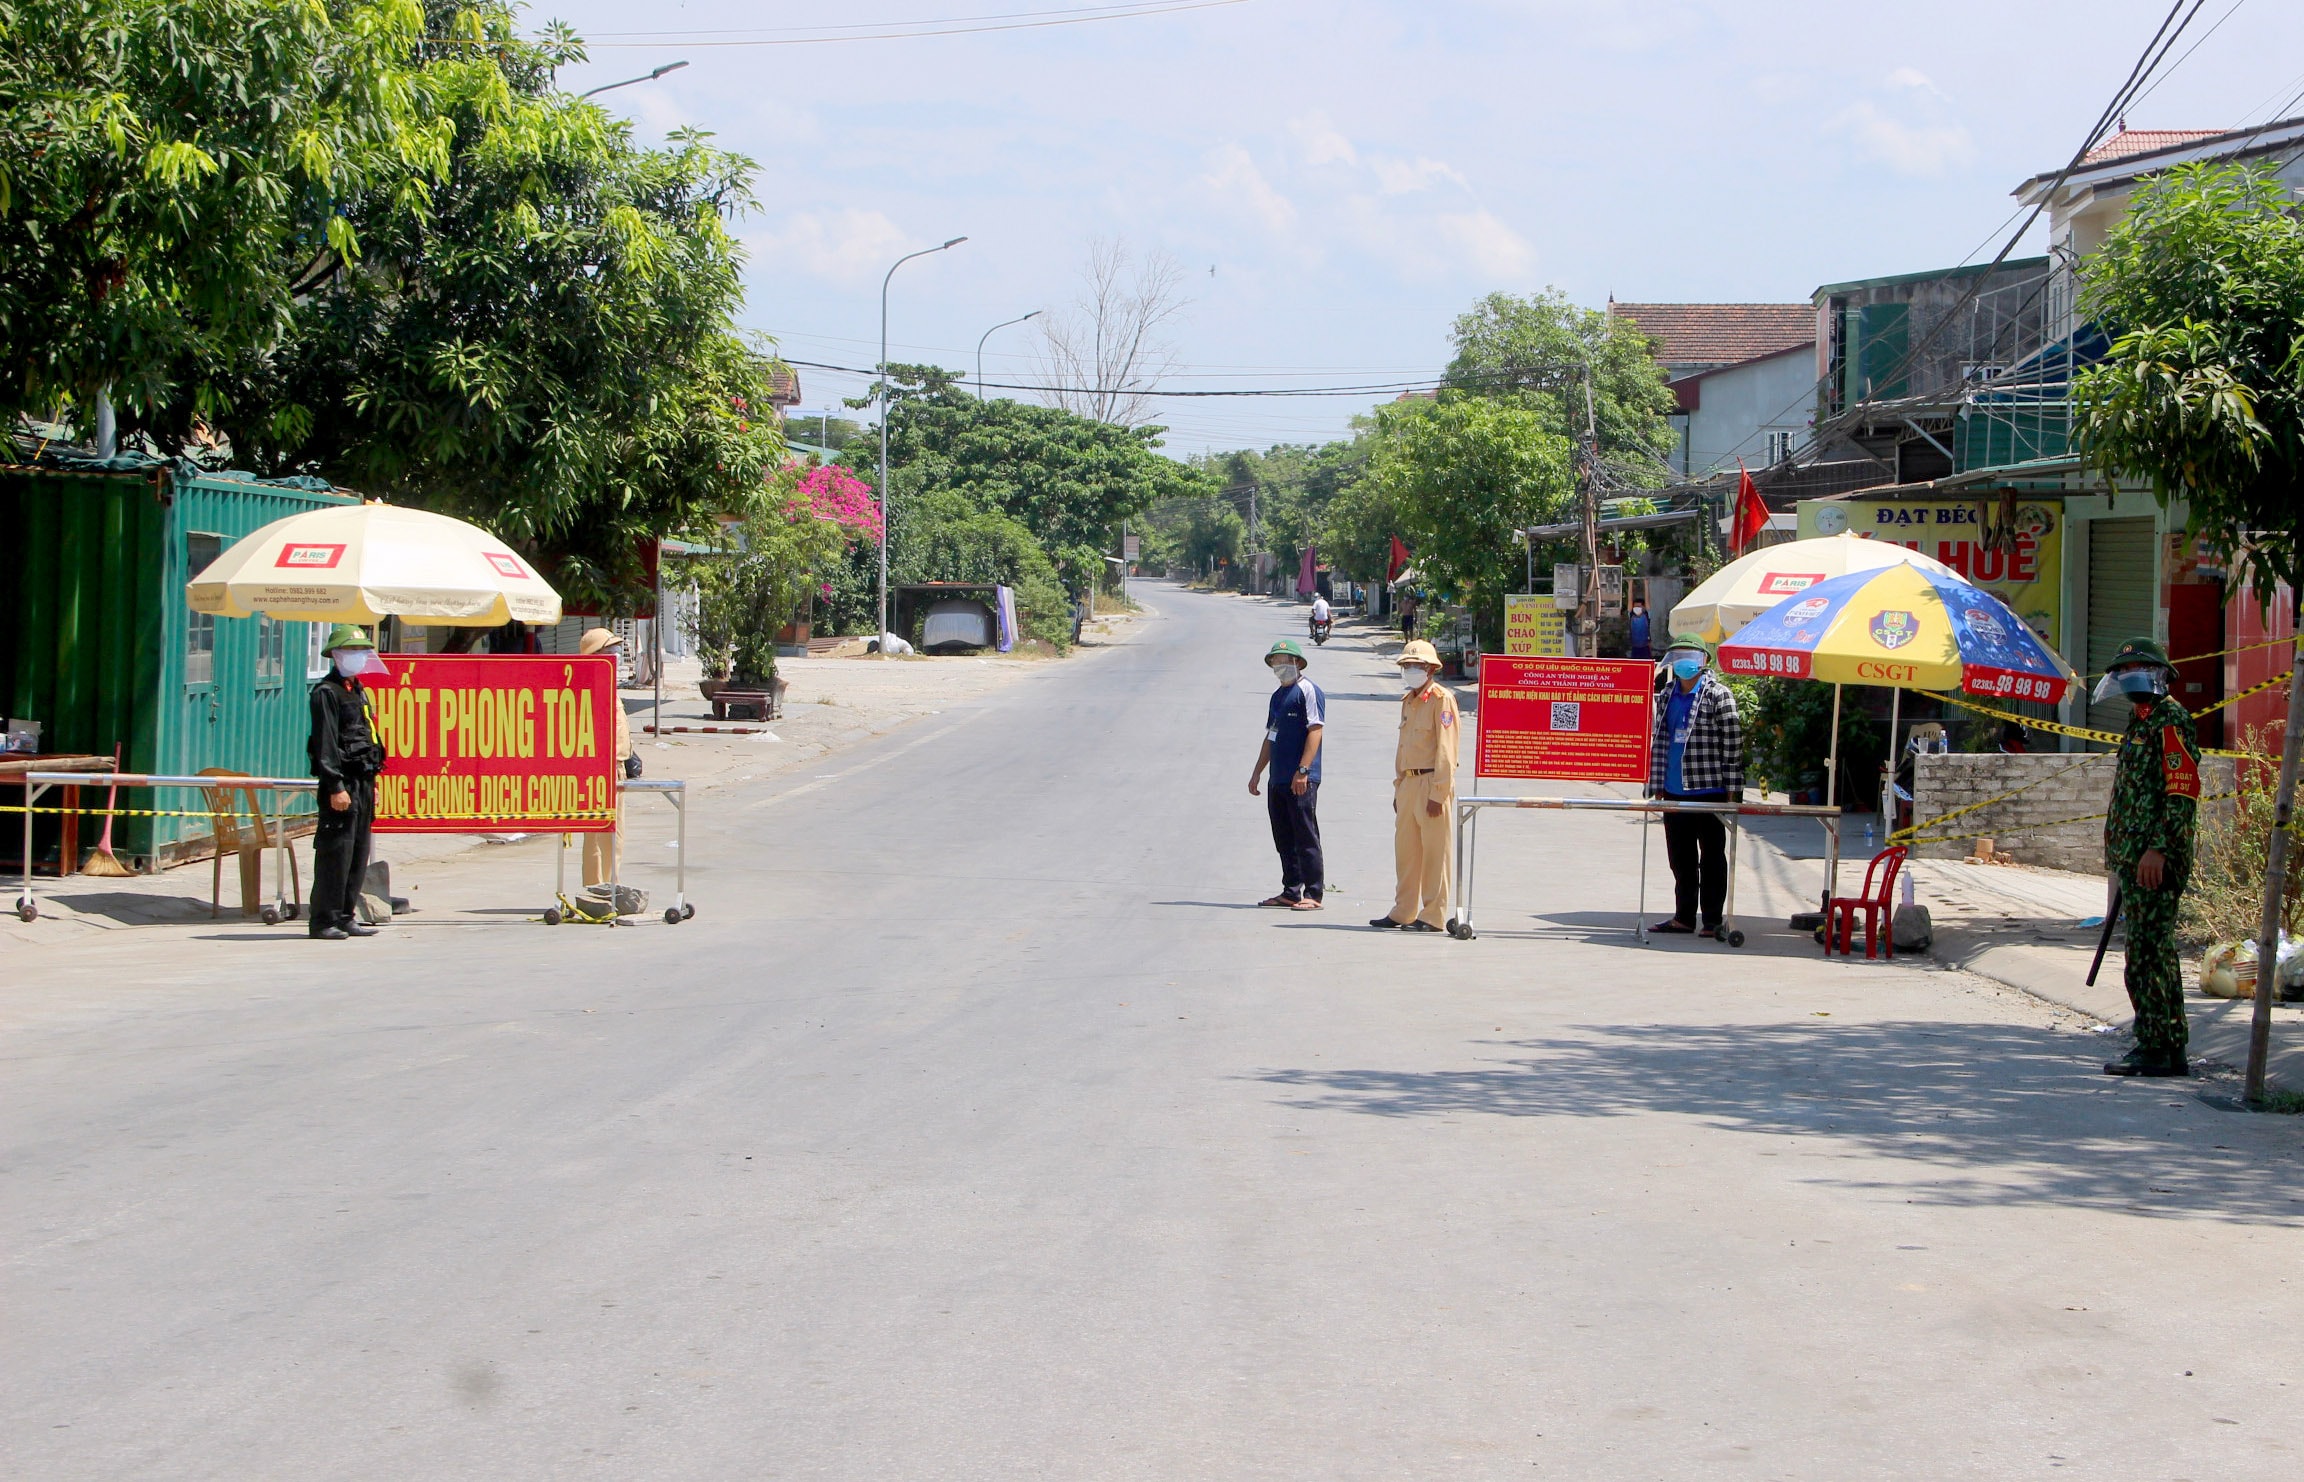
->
[787, 461, 883, 544]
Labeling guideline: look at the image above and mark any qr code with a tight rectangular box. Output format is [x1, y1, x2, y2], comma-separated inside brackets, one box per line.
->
[1549, 702, 1581, 731]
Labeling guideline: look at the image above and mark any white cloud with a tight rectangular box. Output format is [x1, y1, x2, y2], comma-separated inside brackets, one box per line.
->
[1370, 155, 1471, 195]
[750, 209, 914, 288]
[1434, 209, 1536, 279]
[1201, 143, 1299, 232]
[1288, 112, 1358, 168]
[1833, 99, 1975, 177]
[1884, 66, 1945, 97]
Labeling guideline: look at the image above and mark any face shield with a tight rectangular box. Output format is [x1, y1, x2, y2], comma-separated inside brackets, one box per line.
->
[332, 646, 388, 679]
[2092, 664, 2168, 705]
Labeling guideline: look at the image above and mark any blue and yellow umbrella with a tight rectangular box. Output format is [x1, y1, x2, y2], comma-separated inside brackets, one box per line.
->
[1717, 561, 2074, 706]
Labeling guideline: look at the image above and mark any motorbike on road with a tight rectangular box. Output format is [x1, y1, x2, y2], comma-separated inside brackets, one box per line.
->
[1309, 613, 1333, 646]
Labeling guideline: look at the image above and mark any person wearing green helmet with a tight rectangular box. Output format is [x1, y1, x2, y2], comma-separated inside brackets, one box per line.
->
[2097, 636, 2200, 1077]
[1248, 637, 1326, 910]
[307, 623, 388, 940]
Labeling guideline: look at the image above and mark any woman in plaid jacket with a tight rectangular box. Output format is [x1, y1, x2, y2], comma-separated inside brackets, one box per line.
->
[1649, 634, 1745, 938]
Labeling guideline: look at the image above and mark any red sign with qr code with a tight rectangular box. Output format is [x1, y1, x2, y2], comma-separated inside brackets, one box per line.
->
[1475, 656, 1655, 783]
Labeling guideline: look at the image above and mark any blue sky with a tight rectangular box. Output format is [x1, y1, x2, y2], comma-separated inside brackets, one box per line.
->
[544, 1, 2304, 457]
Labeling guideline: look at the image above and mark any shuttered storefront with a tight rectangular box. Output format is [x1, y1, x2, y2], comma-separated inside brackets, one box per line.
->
[2085, 517, 2157, 743]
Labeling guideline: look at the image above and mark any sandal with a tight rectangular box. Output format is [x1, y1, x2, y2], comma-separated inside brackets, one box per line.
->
[1290, 897, 1324, 911]
[1649, 919, 1696, 934]
[1257, 894, 1301, 908]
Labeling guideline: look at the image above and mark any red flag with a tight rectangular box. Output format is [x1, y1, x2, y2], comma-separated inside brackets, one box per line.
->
[1387, 536, 1410, 581]
[1731, 462, 1769, 556]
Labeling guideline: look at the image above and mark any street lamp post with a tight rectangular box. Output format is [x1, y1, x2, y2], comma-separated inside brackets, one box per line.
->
[579, 60, 690, 98]
[877, 236, 968, 650]
[975, 310, 1042, 399]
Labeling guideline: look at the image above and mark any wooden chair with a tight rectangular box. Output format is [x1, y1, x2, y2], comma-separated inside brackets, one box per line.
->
[198, 769, 300, 919]
[1827, 846, 1908, 960]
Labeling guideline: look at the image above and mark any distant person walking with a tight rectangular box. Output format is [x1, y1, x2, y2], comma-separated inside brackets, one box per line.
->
[1248, 639, 1325, 910]
[1648, 634, 1744, 940]
[1399, 591, 1420, 642]
[1627, 598, 1653, 659]
[1371, 639, 1458, 933]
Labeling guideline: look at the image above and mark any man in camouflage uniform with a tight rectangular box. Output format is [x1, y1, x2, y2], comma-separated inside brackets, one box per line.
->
[2101, 637, 2201, 1077]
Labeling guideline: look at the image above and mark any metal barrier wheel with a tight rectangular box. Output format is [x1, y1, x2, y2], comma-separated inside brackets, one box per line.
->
[261, 906, 281, 926]
[542, 907, 563, 926]
[663, 906, 683, 925]
[1726, 930, 1746, 948]
[16, 897, 35, 922]
[681, 903, 695, 921]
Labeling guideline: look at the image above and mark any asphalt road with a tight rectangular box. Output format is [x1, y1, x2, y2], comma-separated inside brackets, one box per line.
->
[6, 582, 2302, 1480]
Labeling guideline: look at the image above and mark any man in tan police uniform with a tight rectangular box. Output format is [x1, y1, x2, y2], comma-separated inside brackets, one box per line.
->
[1371, 639, 1459, 933]
[578, 627, 637, 908]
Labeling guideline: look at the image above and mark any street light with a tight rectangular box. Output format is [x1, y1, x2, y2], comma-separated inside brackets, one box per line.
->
[975, 310, 1042, 399]
[579, 60, 690, 98]
[877, 236, 968, 650]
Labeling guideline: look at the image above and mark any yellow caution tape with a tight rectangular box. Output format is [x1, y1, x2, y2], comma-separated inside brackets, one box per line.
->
[1899, 789, 2253, 849]
[1929, 691, 2273, 760]
[2190, 666, 2293, 720]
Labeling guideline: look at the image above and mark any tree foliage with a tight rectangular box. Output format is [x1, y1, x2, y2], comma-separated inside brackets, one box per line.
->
[1443, 289, 1679, 469]
[1363, 394, 1573, 633]
[2075, 161, 2304, 599]
[859, 364, 1212, 584]
[1, 2, 785, 612]
[0, 0, 451, 430]
[692, 494, 849, 685]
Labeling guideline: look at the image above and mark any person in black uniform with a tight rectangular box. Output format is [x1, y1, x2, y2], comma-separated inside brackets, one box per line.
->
[308, 623, 386, 940]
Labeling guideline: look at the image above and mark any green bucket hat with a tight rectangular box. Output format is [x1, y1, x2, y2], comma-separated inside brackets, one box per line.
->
[1266, 638, 1307, 663]
[322, 623, 376, 652]
[2108, 636, 2172, 670]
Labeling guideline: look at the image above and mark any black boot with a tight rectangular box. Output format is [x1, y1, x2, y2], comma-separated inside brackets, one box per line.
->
[2139, 1054, 2191, 1078]
[2102, 1047, 2148, 1076]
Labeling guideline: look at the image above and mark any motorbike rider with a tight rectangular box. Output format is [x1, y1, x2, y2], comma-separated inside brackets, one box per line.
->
[1308, 591, 1333, 643]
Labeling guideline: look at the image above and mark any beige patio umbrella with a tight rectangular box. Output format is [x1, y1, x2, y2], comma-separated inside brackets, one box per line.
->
[1669, 532, 1960, 646]
[186, 502, 561, 626]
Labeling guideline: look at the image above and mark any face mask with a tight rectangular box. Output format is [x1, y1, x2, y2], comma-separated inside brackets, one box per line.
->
[2093, 666, 2167, 704]
[1271, 663, 1301, 686]
[332, 649, 381, 678]
[1403, 666, 1433, 692]
[1671, 655, 1704, 683]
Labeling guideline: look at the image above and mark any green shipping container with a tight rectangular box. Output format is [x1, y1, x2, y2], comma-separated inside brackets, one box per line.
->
[1, 463, 354, 867]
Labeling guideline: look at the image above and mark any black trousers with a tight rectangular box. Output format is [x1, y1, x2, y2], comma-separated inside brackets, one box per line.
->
[1660, 799, 1727, 928]
[1266, 778, 1323, 900]
[309, 777, 374, 933]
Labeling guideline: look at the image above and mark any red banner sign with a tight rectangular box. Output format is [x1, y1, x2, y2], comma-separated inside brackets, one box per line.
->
[1475, 656, 1655, 783]
[368, 655, 620, 833]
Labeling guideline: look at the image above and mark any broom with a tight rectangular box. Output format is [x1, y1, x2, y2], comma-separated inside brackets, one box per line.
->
[80, 744, 135, 877]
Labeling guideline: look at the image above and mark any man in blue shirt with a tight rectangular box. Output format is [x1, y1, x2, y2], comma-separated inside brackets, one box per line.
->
[1248, 638, 1326, 910]
[1627, 598, 1652, 659]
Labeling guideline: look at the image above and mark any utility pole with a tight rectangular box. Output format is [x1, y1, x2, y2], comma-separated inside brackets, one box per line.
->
[1248, 484, 1259, 592]
[1574, 372, 1600, 658]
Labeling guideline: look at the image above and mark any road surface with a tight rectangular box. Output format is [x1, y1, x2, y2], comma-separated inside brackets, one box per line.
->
[5, 582, 2300, 1479]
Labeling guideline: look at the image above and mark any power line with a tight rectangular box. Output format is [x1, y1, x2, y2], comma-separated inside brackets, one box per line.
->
[582, 0, 1248, 49]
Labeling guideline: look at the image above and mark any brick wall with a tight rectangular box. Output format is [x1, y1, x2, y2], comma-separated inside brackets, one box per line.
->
[1910, 752, 2237, 873]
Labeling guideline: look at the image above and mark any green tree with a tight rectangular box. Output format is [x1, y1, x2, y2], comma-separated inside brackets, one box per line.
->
[1444, 289, 1679, 469]
[693, 497, 847, 685]
[0, 0, 450, 434]
[853, 364, 1213, 589]
[2075, 162, 2304, 599]
[1363, 394, 1573, 640]
[239, 5, 782, 609]
[2072, 158, 2304, 1102]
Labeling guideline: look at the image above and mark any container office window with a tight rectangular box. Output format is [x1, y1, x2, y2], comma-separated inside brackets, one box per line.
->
[306, 623, 331, 680]
[255, 615, 286, 686]
[185, 533, 223, 687]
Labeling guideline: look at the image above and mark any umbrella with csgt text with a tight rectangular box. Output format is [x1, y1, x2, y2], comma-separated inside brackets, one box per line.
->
[1718, 561, 2074, 910]
[1717, 561, 2073, 704]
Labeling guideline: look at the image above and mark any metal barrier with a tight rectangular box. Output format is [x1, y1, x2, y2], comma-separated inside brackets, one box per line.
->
[545, 778, 693, 927]
[13, 772, 315, 923]
[1449, 794, 1844, 946]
